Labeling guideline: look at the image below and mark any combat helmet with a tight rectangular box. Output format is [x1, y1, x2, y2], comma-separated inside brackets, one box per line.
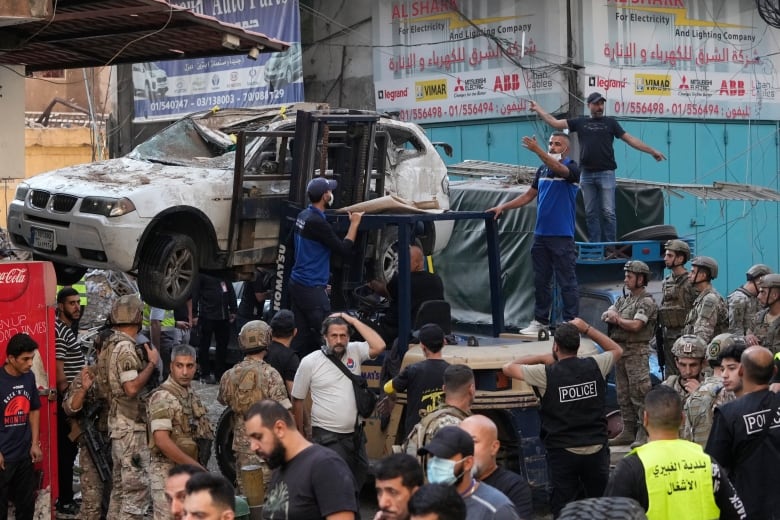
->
[624, 260, 651, 286]
[239, 320, 271, 353]
[746, 264, 772, 281]
[110, 294, 144, 325]
[671, 334, 707, 359]
[707, 333, 746, 368]
[691, 256, 718, 280]
[759, 273, 780, 289]
[664, 239, 691, 262]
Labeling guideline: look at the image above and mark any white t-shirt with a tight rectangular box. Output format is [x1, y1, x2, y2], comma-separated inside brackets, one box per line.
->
[291, 341, 371, 433]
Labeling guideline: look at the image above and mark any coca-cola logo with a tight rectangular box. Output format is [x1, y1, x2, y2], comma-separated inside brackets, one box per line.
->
[0, 266, 29, 301]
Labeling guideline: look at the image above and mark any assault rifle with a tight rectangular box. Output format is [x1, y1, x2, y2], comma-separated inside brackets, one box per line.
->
[81, 399, 112, 483]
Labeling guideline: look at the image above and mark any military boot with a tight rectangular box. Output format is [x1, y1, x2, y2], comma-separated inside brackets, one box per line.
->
[609, 421, 636, 446]
[630, 425, 648, 449]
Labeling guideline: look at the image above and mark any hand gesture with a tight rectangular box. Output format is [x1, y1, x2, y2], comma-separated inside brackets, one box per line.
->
[568, 317, 589, 334]
[349, 211, 364, 225]
[81, 366, 94, 390]
[529, 100, 540, 113]
[651, 150, 667, 161]
[521, 136, 542, 154]
[145, 342, 160, 367]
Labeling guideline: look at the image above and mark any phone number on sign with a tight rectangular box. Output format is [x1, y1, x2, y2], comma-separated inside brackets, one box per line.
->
[398, 107, 444, 121]
[448, 102, 495, 117]
[670, 103, 720, 116]
[613, 101, 665, 115]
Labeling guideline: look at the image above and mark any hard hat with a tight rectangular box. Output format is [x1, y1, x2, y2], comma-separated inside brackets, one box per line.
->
[759, 273, 780, 289]
[624, 260, 651, 275]
[110, 294, 144, 325]
[691, 256, 718, 280]
[671, 334, 707, 359]
[239, 320, 271, 352]
[707, 333, 746, 366]
[234, 496, 250, 519]
[664, 239, 691, 261]
[746, 264, 773, 281]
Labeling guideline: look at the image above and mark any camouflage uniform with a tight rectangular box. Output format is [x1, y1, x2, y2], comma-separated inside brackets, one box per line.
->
[218, 358, 291, 494]
[607, 288, 657, 442]
[683, 375, 735, 446]
[659, 271, 696, 377]
[728, 288, 759, 336]
[147, 376, 213, 520]
[63, 366, 117, 520]
[399, 405, 470, 466]
[683, 287, 728, 346]
[96, 330, 151, 519]
[750, 309, 780, 354]
[662, 335, 707, 411]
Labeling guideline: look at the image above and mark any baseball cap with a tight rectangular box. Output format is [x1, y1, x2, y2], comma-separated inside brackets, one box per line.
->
[307, 177, 337, 199]
[418, 323, 445, 346]
[587, 92, 606, 104]
[418, 425, 474, 458]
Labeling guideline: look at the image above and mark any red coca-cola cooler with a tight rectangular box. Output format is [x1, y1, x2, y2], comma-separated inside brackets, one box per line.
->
[0, 262, 58, 518]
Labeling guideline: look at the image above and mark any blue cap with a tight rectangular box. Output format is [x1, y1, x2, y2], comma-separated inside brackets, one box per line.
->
[307, 177, 337, 199]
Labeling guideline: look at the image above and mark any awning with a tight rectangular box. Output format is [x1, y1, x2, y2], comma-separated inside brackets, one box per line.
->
[0, 0, 289, 72]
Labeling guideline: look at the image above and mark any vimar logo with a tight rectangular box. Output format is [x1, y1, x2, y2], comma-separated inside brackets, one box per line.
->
[415, 79, 447, 101]
[635, 74, 671, 96]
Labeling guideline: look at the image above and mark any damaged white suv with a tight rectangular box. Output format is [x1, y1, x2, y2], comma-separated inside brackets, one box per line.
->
[8, 106, 452, 308]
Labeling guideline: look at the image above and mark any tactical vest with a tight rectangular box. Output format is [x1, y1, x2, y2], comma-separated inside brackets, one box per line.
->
[227, 360, 269, 416]
[751, 309, 780, 354]
[659, 272, 693, 329]
[149, 379, 212, 460]
[96, 330, 146, 424]
[398, 405, 469, 458]
[610, 291, 657, 343]
[635, 440, 720, 520]
[684, 288, 728, 340]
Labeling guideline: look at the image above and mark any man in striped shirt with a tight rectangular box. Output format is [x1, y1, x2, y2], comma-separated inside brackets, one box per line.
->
[55, 287, 87, 518]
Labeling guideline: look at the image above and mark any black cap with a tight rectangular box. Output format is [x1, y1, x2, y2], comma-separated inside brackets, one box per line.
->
[418, 323, 444, 346]
[307, 177, 337, 199]
[418, 425, 474, 458]
[270, 309, 295, 334]
[587, 92, 606, 104]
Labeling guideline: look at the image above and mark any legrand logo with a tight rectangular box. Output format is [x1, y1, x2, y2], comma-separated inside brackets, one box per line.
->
[415, 79, 447, 101]
[378, 88, 409, 102]
[635, 74, 671, 96]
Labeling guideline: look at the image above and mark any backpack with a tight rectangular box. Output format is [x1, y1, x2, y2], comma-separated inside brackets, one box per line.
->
[394, 405, 469, 458]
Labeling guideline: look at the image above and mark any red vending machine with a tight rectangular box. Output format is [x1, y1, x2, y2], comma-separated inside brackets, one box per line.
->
[0, 262, 58, 518]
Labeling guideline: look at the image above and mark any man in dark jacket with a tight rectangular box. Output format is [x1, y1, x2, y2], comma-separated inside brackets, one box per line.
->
[192, 273, 237, 384]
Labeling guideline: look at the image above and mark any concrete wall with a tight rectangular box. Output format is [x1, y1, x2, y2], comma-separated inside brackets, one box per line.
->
[25, 67, 113, 116]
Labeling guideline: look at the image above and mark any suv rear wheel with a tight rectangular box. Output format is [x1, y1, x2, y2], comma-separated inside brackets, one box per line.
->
[138, 232, 198, 308]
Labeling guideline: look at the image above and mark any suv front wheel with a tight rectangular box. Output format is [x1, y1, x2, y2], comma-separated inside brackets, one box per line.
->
[138, 232, 198, 308]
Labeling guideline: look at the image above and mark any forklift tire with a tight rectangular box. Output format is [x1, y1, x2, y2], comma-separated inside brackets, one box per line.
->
[215, 408, 237, 484]
[619, 225, 678, 242]
[137, 233, 198, 309]
[558, 497, 647, 520]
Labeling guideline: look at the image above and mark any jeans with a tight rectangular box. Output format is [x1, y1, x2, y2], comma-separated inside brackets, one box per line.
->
[531, 236, 579, 324]
[580, 169, 617, 242]
[0, 456, 36, 520]
[546, 444, 610, 517]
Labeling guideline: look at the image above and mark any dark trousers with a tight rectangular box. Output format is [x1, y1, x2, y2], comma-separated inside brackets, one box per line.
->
[197, 318, 231, 379]
[545, 444, 609, 517]
[289, 280, 330, 358]
[312, 426, 368, 491]
[57, 397, 78, 505]
[531, 235, 579, 324]
[0, 456, 36, 520]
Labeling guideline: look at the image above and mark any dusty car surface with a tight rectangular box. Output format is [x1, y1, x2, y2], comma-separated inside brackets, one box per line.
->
[7, 106, 452, 308]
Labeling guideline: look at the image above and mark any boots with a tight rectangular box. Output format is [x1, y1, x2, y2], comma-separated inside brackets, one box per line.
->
[630, 425, 648, 449]
[609, 421, 636, 446]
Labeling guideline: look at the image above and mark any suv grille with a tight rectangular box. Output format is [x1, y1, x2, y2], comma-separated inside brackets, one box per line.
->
[30, 190, 50, 209]
[52, 194, 78, 213]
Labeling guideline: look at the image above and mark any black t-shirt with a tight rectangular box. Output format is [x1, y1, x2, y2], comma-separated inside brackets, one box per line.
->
[265, 341, 300, 384]
[385, 271, 444, 327]
[482, 466, 533, 520]
[0, 367, 41, 463]
[392, 358, 449, 436]
[705, 390, 780, 518]
[238, 270, 273, 319]
[605, 451, 744, 520]
[262, 444, 359, 520]
[566, 116, 626, 171]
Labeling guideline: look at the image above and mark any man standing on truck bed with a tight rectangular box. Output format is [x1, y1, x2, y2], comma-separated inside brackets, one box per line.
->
[658, 239, 696, 377]
[529, 92, 666, 243]
[289, 177, 364, 357]
[487, 132, 580, 336]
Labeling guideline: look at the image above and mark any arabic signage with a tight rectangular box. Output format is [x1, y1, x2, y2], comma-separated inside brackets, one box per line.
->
[132, 0, 302, 122]
[581, 0, 778, 120]
[372, 0, 569, 123]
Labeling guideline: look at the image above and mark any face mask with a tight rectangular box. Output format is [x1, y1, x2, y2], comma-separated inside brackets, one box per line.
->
[549, 153, 562, 161]
[326, 192, 334, 207]
[427, 457, 459, 485]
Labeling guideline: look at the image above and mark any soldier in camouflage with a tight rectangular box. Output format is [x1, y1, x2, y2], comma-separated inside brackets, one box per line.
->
[662, 335, 706, 409]
[95, 295, 160, 519]
[218, 320, 291, 496]
[728, 264, 772, 335]
[682, 333, 742, 447]
[658, 240, 696, 378]
[683, 256, 728, 346]
[147, 344, 213, 520]
[747, 273, 780, 353]
[603, 261, 658, 447]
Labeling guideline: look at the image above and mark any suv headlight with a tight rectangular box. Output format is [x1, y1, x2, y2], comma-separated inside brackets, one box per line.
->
[14, 184, 30, 201]
[80, 197, 136, 217]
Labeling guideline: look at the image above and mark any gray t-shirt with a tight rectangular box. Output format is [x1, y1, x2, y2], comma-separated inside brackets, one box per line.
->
[465, 481, 520, 520]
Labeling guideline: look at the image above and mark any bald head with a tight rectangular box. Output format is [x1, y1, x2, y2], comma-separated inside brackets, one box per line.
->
[459, 415, 499, 479]
[410, 245, 425, 272]
[741, 346, 775, 385]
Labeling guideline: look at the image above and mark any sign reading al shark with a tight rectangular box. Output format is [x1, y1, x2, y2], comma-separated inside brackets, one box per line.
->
[133, 0, 302, 122]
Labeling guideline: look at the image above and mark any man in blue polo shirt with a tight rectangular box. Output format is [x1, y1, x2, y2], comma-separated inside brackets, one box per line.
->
[487, 132, 581, 335]
[289, 177, 364, 357]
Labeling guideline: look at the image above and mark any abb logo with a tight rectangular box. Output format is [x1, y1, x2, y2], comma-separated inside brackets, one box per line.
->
[718, 80, 745, 96]
[493, 74, 522, 92]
